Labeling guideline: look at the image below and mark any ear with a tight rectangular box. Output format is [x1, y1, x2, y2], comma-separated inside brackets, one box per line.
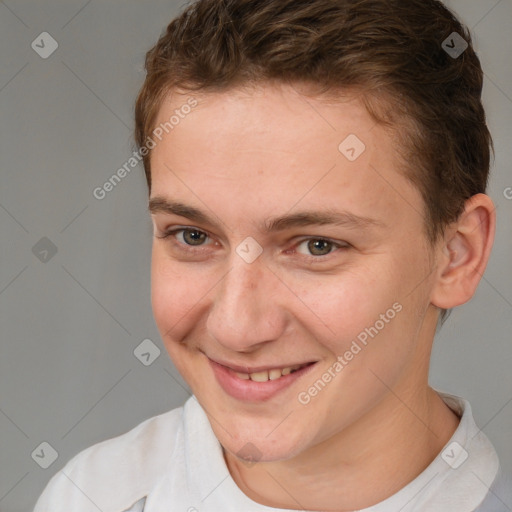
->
[430, 193, 496, 309]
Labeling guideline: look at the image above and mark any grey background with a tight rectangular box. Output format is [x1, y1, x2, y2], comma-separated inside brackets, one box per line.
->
[0, 1, 510, 511]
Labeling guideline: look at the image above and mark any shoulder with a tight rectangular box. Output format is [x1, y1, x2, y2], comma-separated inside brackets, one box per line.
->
[33, 405, 185, 512]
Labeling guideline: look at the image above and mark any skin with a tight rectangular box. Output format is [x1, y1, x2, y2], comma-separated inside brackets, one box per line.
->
[148, 82, 495, 511]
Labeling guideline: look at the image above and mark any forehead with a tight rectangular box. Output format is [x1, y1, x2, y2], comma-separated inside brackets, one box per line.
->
[149, 83, 424, 237]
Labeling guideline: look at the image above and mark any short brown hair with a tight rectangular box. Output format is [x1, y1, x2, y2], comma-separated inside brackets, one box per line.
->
[135, 0, 493, 322]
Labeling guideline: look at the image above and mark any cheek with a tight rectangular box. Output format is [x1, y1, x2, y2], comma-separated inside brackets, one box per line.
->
[291, 265, 400, 349]
[150, 246, 211, 342]
[317, 254, 431, 381]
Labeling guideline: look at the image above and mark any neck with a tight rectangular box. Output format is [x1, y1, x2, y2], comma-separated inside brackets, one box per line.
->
[224, 383, 460, 511]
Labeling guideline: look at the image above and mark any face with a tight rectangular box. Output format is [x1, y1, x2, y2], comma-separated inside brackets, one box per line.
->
[149, 83, 438, 463]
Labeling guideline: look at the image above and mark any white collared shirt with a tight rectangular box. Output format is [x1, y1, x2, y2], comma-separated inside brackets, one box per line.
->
[33, 391, 511, 511]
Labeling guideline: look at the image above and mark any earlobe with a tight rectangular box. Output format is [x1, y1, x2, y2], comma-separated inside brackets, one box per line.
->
[431, 194, 496, 309]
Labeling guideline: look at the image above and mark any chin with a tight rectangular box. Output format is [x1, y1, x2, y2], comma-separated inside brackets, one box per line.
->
[213, 417, 313, 464]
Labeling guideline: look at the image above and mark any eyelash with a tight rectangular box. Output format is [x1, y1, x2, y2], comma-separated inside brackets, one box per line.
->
[155, 227, 349, 262]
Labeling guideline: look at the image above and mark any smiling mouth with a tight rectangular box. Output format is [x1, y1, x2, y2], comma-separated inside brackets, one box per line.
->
[221, 362, 315, 382]
[228, 363, 314, 382]
[208, 357, 319, 402]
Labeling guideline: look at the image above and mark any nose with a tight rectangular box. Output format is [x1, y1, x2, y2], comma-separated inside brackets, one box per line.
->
[206, 254, 288, 352]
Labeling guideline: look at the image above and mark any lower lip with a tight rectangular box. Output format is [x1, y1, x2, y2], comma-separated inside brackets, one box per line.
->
[209, 359, 317, 402]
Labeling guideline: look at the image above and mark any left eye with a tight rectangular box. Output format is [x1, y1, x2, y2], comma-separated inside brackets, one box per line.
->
[295, 238, 342, 257]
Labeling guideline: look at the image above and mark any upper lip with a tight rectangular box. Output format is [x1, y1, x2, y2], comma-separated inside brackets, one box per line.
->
[207, 356, 317, 374]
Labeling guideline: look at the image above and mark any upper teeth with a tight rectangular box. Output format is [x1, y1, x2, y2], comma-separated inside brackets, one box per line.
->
[233, 364, 309, 382]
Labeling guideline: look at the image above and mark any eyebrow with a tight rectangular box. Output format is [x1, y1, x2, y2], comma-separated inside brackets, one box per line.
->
[148, 197, 386, 232]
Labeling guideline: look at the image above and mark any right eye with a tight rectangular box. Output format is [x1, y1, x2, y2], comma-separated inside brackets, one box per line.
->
[155, 227, 214, 250]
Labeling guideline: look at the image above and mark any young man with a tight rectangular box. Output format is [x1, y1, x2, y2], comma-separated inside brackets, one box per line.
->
[34, 0, 510, 510]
